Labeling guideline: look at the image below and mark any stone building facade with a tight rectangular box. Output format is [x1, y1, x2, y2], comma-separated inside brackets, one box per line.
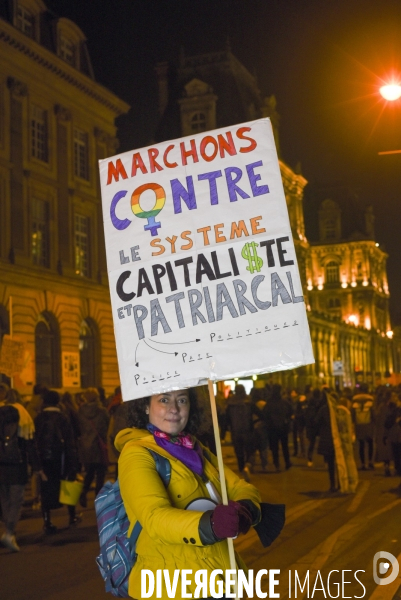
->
[154, 46, 397, 389]
[0, 0, 129, 395]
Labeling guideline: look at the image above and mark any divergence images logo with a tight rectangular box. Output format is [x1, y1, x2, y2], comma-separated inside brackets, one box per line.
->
[373, 551, 399, 585]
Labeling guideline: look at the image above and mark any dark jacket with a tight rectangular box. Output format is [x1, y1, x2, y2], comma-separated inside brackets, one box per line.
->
[315, 400, 334, 457]
[224, 396, 254, 437]
[35, 407, 77, 477]
[78, 399, 109, 464]
[305, 391, 324, 439]
[294, 397, 308, 428]
[0, 438, 40, 485]
[0, 404, 40, 485]
[263, 397, 293, 432]
[384, 404, 401, 445]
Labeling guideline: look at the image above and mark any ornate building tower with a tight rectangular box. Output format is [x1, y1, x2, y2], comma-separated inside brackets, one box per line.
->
[154, 48, 395, 389]
[304, 185, 393, 387]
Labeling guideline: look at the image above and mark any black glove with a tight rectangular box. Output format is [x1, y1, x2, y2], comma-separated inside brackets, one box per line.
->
[236, 501, 253, 535]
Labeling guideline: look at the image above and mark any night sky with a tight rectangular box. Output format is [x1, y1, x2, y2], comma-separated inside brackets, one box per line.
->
[47, 0, 401, 322]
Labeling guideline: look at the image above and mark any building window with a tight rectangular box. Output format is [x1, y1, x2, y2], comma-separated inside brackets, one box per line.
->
[16, 4, 34, 38]
[324, 219, 337, 240]
[319, 199, 341, 241]
[79, 319, 99, 388]
[31, 199, 50, 268]
[60, 36, 76, 66]
[326, 261, 340, 283]
[75, 213, 90, 277]
[190, 112, 206, 132]
[74, 128, 89, 180]
[35, 314, 60, 387]
[328, 298, 341, 308]
[31, 105, 48, 162]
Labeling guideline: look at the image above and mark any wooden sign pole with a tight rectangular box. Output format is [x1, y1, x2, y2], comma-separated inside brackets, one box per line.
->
[207, 380, 238, 599]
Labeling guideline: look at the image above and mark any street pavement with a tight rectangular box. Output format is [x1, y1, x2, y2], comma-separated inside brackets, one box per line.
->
[1, 444, 401, 600]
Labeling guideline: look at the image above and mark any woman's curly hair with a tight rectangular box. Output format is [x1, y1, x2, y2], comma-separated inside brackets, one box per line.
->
[125, 387, 207, 435]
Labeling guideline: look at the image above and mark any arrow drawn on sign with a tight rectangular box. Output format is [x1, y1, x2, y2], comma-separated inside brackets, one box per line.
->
[135, 339, 179, 367]
[135, 338, 200, 366]
[144, 340, 178, 356]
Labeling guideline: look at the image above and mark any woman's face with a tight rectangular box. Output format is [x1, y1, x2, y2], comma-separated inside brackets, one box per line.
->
[147, 390, 190, 435]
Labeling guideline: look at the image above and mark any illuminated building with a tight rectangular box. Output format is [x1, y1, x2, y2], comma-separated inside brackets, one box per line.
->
[155, 47, 397, 388]
[0, 1, 129, 394]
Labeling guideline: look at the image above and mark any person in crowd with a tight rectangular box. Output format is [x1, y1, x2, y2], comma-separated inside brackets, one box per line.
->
[351, 383, 375, 470]
[0, 382, 9, 403]
[384, 393, 401, 477]
[60, 392, 81, 443]
[215, 388, 228, 443]
[263, 384, 293, 471]
[35, 390, 80, 533]
[305, 388, 324, 466]
[115, 387, 263, 600]
[192, 388, 218, 455]
[374, 388, 394, 476]
[5, 388, 23, 405]
[341, 387, 353, 410]
[26, 383, 46, 421]
[107, 386, 123, 478]
[97, 386, 108, 408]
[316, 390, 358, 494]
[223, 384, 255, 481]
[60, 392, 81, 476]
[0, 389, 41, 551]
[250, 387, 269, 471]
[315, 390, 337, 492]
[293, 391, 308, 458]
[335, 395, 358, 493]
[289, 389, 300, 457]
[26, 384, 47, 511]
[78, 387, 109, 507]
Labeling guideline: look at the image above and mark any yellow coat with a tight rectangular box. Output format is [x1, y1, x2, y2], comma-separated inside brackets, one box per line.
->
[115, 427, 261, 600]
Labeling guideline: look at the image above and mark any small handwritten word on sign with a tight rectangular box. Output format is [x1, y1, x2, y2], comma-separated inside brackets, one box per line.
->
[0, 335, 26, 377]
[99, 118, 314, 400]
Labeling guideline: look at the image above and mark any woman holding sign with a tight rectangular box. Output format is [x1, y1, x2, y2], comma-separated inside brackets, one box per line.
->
[114, 387, 280, 600]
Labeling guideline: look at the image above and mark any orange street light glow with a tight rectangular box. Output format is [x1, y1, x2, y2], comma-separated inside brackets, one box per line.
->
[380, 83, 401, 101]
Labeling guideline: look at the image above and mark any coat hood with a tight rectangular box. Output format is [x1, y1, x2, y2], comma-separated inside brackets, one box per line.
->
[115, 427, 152, 453]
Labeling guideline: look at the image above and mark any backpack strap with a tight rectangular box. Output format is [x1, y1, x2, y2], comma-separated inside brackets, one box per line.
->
[148, 448, 171, 487]
[127, 448, 171, 552]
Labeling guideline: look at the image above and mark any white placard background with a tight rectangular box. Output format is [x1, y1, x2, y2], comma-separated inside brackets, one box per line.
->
[99, 118, 314, 400]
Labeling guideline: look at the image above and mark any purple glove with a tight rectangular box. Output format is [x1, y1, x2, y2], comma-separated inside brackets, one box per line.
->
[211, 501, 240, 539]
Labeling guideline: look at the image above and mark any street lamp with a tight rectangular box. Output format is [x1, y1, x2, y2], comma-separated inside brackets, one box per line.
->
[379, 83, 401, 101]
[378, 80, 401, 155]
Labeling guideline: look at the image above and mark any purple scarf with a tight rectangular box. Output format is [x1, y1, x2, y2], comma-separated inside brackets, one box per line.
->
[146, 424, 204, 476]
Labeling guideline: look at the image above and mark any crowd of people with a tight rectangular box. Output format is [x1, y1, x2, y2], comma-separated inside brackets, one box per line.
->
[218, 381, 401, 492]
[0, 382, 126, 551]
[0, 379, 400, 554]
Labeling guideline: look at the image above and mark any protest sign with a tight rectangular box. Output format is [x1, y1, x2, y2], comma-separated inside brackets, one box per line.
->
[99, 118, 314, 401]
[62, 351, 80, 387]
[0, 335, 26, 377]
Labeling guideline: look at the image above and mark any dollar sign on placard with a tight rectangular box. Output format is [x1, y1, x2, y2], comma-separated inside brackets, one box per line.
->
[241, 242, 263, 274]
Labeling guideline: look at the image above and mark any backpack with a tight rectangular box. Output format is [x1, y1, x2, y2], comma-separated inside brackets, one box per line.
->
[0, 405, 22, 464]
[95, 449, 171, 598]
[354, 404, 372, 425]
